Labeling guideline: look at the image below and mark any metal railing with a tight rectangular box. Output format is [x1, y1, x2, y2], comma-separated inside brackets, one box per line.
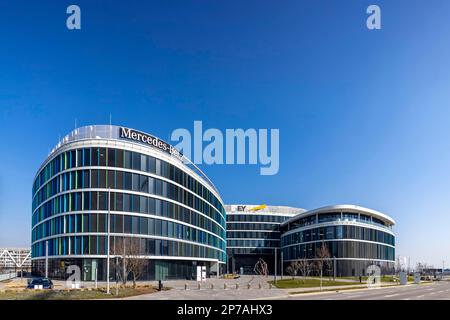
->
[0, 272, 17, 282]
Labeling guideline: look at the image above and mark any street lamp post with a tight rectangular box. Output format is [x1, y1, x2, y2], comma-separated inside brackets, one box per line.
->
[45, 240, 48, 278]
[274, 248, 277, 283]
[333, 256, 336, 280]
[106, 187, 111, 294]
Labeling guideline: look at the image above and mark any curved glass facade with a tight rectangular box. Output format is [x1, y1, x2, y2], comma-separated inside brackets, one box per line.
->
[280, 207, 396, 277]
[225, 205, 303, 274]
[32, 126, 226, 281]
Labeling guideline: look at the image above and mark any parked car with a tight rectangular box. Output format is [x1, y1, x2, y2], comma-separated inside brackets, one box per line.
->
[26, 278, 54, 289]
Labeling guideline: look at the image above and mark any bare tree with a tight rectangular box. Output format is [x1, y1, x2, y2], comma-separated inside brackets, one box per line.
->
[285, 261, 299, 279]
[315, 242, 331, 290]
[254, 258, 269, 277]
[326, 258, 334, 281]
[297, 259, 311, 283]
[112, 237, 147, 288]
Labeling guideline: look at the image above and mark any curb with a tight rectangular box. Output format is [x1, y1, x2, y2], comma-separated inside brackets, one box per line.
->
[252, 282, 436, 300]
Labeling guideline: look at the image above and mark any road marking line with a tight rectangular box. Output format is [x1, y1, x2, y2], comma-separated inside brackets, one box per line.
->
[384, 293, 400, 298]
[417, 295, 425, 298]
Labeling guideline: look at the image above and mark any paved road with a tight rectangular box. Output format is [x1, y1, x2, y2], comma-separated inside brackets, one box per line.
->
[279, 281, 450, 300]
[124, 280, 450, 300]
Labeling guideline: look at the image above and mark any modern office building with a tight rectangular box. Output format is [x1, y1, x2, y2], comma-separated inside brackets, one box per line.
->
[225, 205, 304, 274]
[32, 125, 226, 281]
[280, 205, 396, 277]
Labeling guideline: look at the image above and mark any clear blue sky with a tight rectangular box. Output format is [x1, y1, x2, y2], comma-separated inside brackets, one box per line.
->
[1, 1, 450, 268]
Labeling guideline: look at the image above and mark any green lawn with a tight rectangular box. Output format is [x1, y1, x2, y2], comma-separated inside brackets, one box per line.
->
[0, 285, 162, 300]
[269, 278, 363, 289]
[340, 275, 413, 283]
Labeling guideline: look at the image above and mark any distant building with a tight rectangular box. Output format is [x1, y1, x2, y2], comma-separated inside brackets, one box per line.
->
[0, 248, 31, 272]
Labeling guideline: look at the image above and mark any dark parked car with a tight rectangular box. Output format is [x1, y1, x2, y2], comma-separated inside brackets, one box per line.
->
[26, 278, 54, 289]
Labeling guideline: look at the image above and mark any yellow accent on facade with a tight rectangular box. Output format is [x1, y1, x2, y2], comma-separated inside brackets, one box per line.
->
[249, 204, 267, 212]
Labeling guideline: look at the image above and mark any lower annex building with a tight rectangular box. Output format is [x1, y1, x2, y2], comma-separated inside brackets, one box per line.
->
[226, 204, 395, 277]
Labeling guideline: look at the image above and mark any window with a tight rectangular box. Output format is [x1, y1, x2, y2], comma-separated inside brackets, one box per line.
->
[318, 213, 341, 223]
[107, 170, 115, 189]
[124, 216, 132, 233]
[343, 212, 358, 221]
[91, 192, 98, 210]
[123, 194, 131, 212]
[124, 151, 132, 169]
[116, 171, 123, 189]
[336, 226, 343, 239]
[132, 152, 140, 171]
[75, 193, 82, 212]
[98, 192, 107, 210]
[155, 219, 161, 236]
[132, 173, 139, 191]
[155, 179, 162, 196]
[162, 220, 168, 237]
[83, 192, 91, 210]
[116, 149, 124, 168]
[91, 148, 99, 166]
[140, 196, 148, 214]
[155, 159, 161, 175]
[140, 154, 147, 172]
[147, 157, 156, 173]
[99, 170, 106, 188]
[132, 216, 139, 234]
[90, 214, 98, 232]
[107, 149, 116, 167]
[148, 198, 155, 214]
[75, 236, 82, 254]
[76, 149, 83, 167]
[325, 226, 334, 239]
[99, 148, 106, 166]
[140, 217, 148, 235]
[139, 175, 148, 193]
[168, 221, 174, 238]
[83, 149, 91, 166]
[89, 236, 97, 254]
[148, 177, 154, 194]
[116, 193, 123, 211]
[155, 199, 161, 216]
[124, 172, 132, 190]
[109, 191, 115, 211]
[148, 218, 154, 235]
[113, 214, 123, 233]
[91, 170, 99, 188]
[132, 194, 139, 212]
[83, 170, 90, 188]
[98, 236, 105, 255]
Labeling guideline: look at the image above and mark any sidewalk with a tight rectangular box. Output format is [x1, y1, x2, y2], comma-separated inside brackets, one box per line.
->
[118, 276, 401, 300]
